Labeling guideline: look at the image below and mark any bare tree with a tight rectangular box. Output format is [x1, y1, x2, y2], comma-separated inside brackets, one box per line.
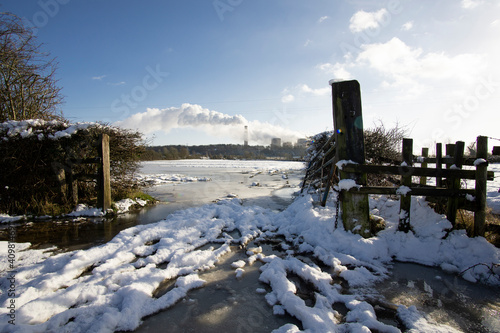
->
[0, 12, 63, 122]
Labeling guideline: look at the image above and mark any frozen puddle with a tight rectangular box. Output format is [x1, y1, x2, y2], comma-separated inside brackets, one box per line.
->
[133, 242, 301, 333]
[371, 262, 500, 332]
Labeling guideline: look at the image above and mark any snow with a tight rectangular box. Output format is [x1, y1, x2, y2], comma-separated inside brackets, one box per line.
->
[0, 214, 24, 223]
[474, 158, 488, 166]
[337, 179, 360, 190]
[66, 204, 105, 217]
[140, 159, 305, 171]
[1, 189, 498, 332]
[135, 173, 212, 185]
[0, 120, 105, 141]
[113, 198, 148, 214]
[396, 186, 411, 196]
[0, 160, 499, 332]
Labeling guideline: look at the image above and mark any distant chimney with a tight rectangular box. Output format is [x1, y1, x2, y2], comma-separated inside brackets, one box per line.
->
[244, 126, 249, 146]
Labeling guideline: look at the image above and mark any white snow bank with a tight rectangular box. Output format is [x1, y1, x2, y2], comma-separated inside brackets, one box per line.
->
[66, 204, 104, 217]
[0, 214, 24, 223]
[140, 159, 305, 171]
[0, 119, 106, 141]
[0, 193, 498, 332]
[135, 173, 212, 185]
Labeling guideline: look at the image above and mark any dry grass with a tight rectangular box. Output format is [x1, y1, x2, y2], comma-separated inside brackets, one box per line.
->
[456, 209, 500, 247]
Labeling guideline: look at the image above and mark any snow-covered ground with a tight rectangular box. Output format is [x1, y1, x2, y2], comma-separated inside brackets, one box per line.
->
[0, 160, 499, 332]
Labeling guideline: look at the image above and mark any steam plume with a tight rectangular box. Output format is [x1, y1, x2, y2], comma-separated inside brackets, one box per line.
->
[115, 103, 303, 145]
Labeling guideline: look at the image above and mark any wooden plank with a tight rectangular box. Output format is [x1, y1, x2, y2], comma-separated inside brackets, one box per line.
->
[399, 138, 413, 232]
[332, 79, 370, 237]
[412, 156, 478, 166]
[346, 186, 476, 196]
[474, 136, 488, 237]
[340, 164, 493, 180]
[97, 134, 112, 211]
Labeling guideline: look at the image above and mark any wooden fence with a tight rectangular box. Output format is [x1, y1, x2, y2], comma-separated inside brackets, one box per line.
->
[302, 80, 495, 238]
[54, 134, 111, 210]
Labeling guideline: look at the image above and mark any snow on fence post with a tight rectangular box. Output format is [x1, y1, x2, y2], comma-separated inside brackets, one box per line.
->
[474, 136, 488, 237]
[331, 79, 371, 237]
[97, 133, 111, 211]
[446, 141, 465, 226]
[398, 138, 413, 232]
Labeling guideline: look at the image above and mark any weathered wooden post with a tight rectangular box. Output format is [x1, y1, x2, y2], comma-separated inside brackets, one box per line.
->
[66, 166, 78, 206]
[474, 136, 488, 237]
[97, 133, 111, 211]
[331, 79, 370, 237]
[419, 147, 429, 185]
[447, 141, 465, 226]
[398, 138, 413, 232]
[436, 143, 443, 187]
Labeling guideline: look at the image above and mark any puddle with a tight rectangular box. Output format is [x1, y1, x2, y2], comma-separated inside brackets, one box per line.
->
[373, 262, 500, 332]
[131, 245, 302, 333]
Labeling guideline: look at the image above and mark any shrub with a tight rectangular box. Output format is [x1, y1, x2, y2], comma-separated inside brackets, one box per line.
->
[0, 120, 145, 215]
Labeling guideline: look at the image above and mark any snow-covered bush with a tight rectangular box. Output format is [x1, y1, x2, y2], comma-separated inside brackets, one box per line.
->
[0, 119, 145, 215]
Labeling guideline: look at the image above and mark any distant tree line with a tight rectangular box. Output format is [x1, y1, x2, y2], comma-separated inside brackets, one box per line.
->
[141, 144, 307, 161]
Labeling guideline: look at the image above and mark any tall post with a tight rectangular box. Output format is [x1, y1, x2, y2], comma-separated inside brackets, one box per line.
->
[447, 141, 465, 226]
[399, 138, 413, 232]
[419, 147, 429, 185]
[474, 136, 488, 237]
[331, 79, 370, 237]
[436, 143, 443, 187]
[98, 133, 111, 211]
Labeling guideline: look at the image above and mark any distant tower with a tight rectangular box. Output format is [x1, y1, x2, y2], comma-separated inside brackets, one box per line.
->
[271, 138, 282, 149]
[244, 126, 249, 147]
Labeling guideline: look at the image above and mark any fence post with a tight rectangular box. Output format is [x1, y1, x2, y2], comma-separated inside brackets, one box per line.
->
[97, 134, 111, 211]
[436, 143, 443, 187]
[399, 138, 413, 232]
[331, 79, 370, 237]
[446, 141, 465, 226]
[474, 136, 488, 237]
[420, 147, 429, 185]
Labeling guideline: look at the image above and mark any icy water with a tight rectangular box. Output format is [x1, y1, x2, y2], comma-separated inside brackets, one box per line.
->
[371, 262, 500, 332]
[1, 160, 304, 251]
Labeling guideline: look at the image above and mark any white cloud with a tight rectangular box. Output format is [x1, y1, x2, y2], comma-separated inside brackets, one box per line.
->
[281, 94, 295, 103]
[300, 84, 330, 96]
[461, 0, 483, 9]
[304, 39, 312, 47]
[92, 75, 106, 80]
[349, 9, 388, 33]
[401, 21, 413, 31]
[318, 16, 329, 23]
[356, 37, 485, 84]
[317, 63, 352, 80]
[115, 103, 303, 145]
[108, 81, 126, 86]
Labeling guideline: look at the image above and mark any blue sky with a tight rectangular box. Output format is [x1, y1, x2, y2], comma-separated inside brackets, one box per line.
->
[3, 0, 500, 149]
